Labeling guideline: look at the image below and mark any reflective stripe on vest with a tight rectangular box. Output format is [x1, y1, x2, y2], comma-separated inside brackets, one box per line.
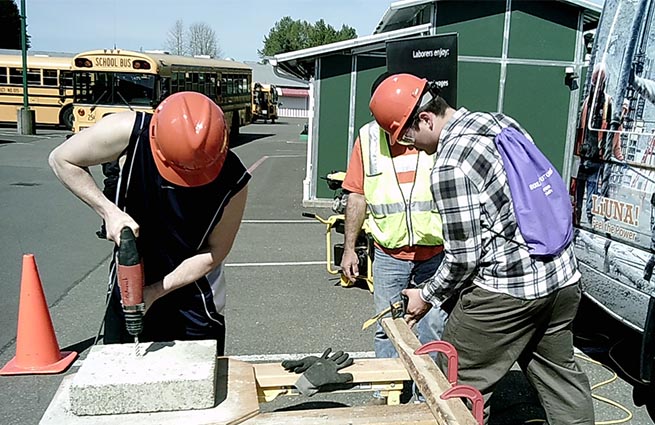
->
[360, 121, 443, 249]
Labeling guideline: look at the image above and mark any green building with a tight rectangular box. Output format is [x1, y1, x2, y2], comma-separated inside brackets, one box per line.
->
[272, 0, 602, 205]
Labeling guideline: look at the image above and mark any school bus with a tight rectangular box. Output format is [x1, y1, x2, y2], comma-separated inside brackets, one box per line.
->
[70, 49, 252, 136]
[0, 53, 74, 129]
[251, 82, 278, 123]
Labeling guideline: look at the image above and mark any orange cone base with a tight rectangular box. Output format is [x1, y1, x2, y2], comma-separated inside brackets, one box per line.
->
[0, 350, 77, 376]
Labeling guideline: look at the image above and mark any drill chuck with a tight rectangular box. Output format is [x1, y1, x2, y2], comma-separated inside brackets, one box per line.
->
[124, 309, 145, 336]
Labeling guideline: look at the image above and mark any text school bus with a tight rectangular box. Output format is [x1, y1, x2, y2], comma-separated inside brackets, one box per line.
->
[70, 49, 252, 137]
[0, 53, 74, 129]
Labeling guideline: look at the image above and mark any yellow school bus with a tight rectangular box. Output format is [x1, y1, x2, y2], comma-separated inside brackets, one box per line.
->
[0, 53, 74, 129]
[71, 49, 252, 136]
[251, 82, 279, 123]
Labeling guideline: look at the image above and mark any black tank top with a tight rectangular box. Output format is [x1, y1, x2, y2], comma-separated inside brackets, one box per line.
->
[114, 112, 250, 289]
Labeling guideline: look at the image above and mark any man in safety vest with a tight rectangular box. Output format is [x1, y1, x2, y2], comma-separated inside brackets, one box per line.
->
[341, 74, 447, 378]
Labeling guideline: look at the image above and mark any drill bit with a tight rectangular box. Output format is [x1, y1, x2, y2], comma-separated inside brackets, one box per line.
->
[134, 336, 141, 357]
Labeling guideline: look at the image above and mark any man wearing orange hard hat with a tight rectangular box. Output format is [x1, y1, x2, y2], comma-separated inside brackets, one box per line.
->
[49, 91, 250, 353]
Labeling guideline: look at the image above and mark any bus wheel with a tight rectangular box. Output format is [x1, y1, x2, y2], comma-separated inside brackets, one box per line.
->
[60, 106, 74, 131]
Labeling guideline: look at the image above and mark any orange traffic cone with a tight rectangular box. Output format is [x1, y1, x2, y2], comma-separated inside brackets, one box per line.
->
[0, 254, 77, 375]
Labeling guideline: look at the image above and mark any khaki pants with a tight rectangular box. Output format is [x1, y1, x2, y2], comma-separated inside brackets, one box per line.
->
[441, 283, 594, 425]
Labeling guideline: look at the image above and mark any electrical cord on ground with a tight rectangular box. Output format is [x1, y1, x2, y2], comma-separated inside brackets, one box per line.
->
[574, 353, 634, 425]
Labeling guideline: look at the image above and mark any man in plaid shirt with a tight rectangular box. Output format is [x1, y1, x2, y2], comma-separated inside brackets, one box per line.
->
[369, 73, 594, 425]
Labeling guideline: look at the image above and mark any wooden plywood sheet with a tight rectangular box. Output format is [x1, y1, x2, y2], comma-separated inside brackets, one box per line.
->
[244, 403, 435, 425]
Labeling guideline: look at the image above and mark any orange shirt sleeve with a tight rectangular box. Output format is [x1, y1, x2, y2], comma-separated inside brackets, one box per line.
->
[342, 137, 364, 195]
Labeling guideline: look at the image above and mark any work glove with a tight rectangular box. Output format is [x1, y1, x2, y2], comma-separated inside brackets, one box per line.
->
[281, 347, 333, 374]
[294, 350, 354, 396]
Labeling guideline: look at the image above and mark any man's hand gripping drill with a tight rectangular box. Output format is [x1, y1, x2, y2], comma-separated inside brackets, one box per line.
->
[116, 227, 145, 357]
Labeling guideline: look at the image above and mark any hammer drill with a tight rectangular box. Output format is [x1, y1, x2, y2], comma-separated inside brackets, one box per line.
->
[116, 227, 145, 356]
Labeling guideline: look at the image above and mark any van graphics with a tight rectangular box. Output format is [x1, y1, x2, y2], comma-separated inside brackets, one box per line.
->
[589, 195, 640, 227]
[571, 0, 655, 326]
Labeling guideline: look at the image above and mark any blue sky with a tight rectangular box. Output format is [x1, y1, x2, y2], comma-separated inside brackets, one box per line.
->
[25, 0, 604, 62]
[25, 0, 386, 61]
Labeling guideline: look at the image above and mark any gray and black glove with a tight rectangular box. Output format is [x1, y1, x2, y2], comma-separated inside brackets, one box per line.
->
[281, 348, 333, 374]
[294, 350, 354, 396]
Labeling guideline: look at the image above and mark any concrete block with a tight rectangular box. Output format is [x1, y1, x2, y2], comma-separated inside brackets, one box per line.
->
[69, 340, 217, 415]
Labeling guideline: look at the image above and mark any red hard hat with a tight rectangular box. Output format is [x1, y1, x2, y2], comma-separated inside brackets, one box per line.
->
[369, 73, 427, 145]
[149, 92, 228, 187]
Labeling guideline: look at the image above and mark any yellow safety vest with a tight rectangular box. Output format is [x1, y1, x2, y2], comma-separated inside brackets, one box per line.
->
[360, 121, 443, 249]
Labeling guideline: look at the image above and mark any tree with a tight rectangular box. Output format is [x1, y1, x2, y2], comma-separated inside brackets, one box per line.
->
[0, 0, 29, 49]
[259, 17, 357, 58]
[165, 19, 186, 55]
[188, 22, 223, 58]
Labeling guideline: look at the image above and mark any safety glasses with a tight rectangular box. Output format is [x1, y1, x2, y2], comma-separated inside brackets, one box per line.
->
[396, 131, 416, 146]
[396, 119, 418, 146]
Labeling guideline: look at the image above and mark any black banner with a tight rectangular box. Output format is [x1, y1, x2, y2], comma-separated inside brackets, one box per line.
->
[386, 33, 458, 106]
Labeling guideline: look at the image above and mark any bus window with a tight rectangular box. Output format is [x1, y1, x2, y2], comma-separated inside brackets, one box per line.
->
[60, 71, 73, 88]
[158, 77, 170, 101]
[115, 74, 154, 106]
[43, 69, 58, 86]
[208, 74, 217, 98]
[171, 72, 182, 93]
[74, 71, 155, 107]
[0, 67, 8, 84]
[191, 72, 200, 93]
[9, 68, 22, 85]
[27, 69, 40, 85]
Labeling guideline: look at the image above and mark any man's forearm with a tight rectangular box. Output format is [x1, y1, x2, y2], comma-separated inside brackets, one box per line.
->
[344, 193, 366, 250]
[152, 252, 217, 300]
[49, 156, 119, 220]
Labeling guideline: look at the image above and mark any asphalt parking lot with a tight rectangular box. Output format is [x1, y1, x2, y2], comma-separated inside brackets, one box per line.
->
[0, 120, 652, 424]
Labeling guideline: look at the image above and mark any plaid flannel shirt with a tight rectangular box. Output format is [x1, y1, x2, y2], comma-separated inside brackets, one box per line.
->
[421, 108, 580, 304]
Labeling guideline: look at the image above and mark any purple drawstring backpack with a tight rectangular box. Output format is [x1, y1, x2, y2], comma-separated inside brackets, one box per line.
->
[492, 122, 573, 257]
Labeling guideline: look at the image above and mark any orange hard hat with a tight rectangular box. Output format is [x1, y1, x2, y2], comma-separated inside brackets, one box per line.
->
[149, 91, 228, 187]
[369, 73, 427, 145]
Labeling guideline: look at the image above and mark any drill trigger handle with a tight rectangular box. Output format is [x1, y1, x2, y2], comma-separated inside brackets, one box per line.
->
[118, 227, 140, 266]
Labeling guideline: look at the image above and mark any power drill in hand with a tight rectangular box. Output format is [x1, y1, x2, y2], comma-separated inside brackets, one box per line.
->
[116, 227, 145, 356]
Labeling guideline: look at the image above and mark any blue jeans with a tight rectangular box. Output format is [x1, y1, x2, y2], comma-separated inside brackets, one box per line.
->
[373, 246, 447, 358]
[585, 170, 598, 221]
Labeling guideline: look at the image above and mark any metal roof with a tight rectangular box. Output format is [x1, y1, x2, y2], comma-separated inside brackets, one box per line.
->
[273, 0, 603, 80]
[374, 0, 602, 34]
[244, 61, 308, 88]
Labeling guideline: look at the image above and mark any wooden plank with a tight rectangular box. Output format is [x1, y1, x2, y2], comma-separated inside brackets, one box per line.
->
[210, 358, 260, 425]
[381, 318, 478, 425]
[243, 403, 435, 425]
[253, 358, 409, 388]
